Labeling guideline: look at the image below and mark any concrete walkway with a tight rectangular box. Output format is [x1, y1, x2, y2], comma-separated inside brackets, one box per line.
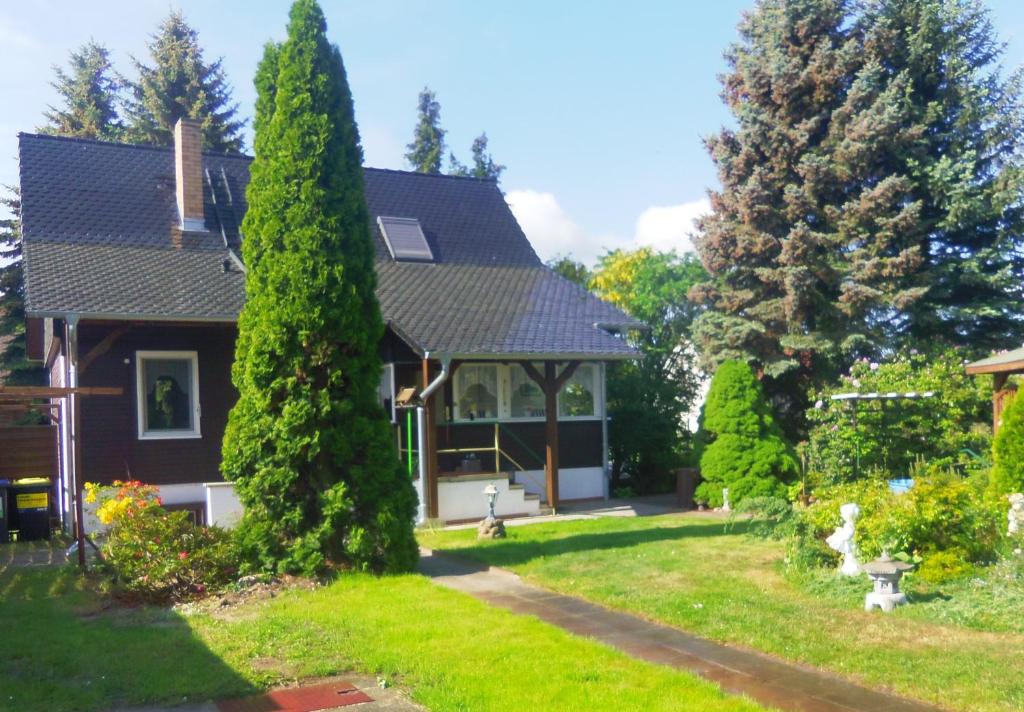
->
[418, 548, 944, 712]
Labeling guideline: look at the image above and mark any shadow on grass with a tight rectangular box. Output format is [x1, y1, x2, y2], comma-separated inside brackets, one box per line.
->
[448, 519, 749, 569]
[0, 563, 256, 712]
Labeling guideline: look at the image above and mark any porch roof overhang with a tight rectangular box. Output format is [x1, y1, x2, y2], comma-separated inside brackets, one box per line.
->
[965, 346, 1024, 375]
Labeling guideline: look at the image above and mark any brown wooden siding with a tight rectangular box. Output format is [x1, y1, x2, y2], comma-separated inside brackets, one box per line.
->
[77, 323, 237, 487]
[0, 426, 59, 478]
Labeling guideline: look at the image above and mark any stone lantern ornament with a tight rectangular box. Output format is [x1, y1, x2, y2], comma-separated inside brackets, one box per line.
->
[863, 552, 914, 613]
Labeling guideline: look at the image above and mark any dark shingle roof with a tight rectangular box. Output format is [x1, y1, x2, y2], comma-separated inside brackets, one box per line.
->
[19, 133, 639, 358]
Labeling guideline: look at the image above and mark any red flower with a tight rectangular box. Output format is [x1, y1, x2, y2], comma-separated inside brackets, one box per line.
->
[178, 551, 189, 560]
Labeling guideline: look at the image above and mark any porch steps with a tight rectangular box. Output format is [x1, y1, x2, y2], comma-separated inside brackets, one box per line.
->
[436, 472, 541, 521]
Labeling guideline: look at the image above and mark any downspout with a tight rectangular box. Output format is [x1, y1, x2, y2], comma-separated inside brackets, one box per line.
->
[65, 315, 86, 566]
[416, 352, 450, 524]
[601, 361, 610, 500]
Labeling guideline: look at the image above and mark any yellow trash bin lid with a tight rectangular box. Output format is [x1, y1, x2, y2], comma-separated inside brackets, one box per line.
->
[13, 477, 50, 486]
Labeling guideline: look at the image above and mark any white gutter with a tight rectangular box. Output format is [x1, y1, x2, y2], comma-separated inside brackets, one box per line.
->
[415, 352, 451, 524]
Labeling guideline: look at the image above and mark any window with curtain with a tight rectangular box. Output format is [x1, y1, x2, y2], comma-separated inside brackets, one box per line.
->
[558, 363, 598, 417]
[509, 364, 545, 418]
[453, 364, 500, 420]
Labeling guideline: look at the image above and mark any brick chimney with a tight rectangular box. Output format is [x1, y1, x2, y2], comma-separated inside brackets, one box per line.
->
[174, 118, 206, 231]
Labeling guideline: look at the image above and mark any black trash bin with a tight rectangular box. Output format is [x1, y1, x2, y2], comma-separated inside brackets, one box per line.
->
[11, 478, 51, 541]
[0, 480, 9, 543]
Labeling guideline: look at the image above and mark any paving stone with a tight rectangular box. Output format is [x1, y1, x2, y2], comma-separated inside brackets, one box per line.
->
[418, 547, 945, 712]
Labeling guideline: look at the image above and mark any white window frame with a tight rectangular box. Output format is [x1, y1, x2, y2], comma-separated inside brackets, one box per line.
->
[448, 362, 605, 423]
[557, 363, 603, 420]
[135, 350, 201, 440]
[452, 363, 503, 421]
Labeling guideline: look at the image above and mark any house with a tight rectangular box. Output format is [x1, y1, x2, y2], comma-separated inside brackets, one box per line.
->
[18, 119, 640, 530]
[966, 346, 1024, 433]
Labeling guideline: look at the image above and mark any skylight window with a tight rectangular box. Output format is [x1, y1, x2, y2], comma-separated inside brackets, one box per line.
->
[377, 216, 434, 262]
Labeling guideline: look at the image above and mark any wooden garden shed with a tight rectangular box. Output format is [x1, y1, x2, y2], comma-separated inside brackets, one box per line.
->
[965, 346, 1024, 433]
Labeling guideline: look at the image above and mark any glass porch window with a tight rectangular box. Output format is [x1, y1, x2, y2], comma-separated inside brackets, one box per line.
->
[453, 364, 500, 420]
[509, 364, 545, 418]
[558, 363, 598, 417]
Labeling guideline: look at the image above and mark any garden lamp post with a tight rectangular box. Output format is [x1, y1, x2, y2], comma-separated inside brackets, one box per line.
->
[483, 483, 499, 521]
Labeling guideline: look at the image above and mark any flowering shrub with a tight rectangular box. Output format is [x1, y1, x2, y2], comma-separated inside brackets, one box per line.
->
[805, 349, 991, 485]
[796, 471, 1001, 582]
[85, 481, 238, 602]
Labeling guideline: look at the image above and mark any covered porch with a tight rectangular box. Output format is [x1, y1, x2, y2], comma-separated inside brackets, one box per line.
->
[385, 355, 616, 523]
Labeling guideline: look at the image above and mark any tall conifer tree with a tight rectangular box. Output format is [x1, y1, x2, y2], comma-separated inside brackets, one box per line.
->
[223, 0, 418, 575]
[692, 0, 1024, 413]
[124, 11, 244, 152]
[405, 87, 446, 173]
[39, 41, 122, 140]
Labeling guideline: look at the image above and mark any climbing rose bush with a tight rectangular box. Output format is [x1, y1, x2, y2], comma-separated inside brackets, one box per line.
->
[85, 481, 238, 603]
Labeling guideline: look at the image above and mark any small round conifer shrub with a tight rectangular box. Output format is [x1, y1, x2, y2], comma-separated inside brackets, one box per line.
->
[222, 0, 417, 576]
[991, 389, 1024, 497]
[695, 360, 798, 507]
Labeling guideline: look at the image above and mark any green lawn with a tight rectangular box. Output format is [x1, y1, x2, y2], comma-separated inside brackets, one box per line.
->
[0, 559, 767, 712]
[419, 513, 1024, 712]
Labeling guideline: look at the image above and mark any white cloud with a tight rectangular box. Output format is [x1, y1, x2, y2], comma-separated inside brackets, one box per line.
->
[507, 190, 709, 265]
[506, 189, 595, 262]
[633, 199, 709, 254]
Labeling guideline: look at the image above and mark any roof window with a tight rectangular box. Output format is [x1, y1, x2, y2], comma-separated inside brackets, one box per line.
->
[377, 216, 434, 262]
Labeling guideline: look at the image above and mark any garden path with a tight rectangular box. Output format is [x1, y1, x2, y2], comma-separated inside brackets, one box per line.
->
[418, 547, 945, 712]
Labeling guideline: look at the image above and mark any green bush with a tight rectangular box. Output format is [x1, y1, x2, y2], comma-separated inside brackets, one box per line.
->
[86, 481, 238, 603]
[799, 471, 1001, 573]
[806, 349, 991, 485]
[990, 390, 1024, 497]
[694, 361, 798, 507]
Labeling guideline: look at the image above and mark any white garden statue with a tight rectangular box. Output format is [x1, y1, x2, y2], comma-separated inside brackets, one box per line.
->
[721, 488, 731, 513]
[825, 502, 861, 576]
[1008, 493, 1024, 536]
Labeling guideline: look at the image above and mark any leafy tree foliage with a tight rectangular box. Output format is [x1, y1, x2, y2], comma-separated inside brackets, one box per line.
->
[124, 11, 244, 152]
[806, 349, 990, 485]
[405, 87, 446, 174]
[0, 189, 44, 388]
[39, 41, 122, 140]
[991, 390, 1024, 496]
[695, 360, 798, 507]
[591, 249, 706, 493]
[546, 255, 592, 287]
[692, 0, 1024, 410]
[449, 133, 505, 181]
[223, 0, 418, 575]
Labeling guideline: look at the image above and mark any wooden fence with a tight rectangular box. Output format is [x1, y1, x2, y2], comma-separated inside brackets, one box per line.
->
[0, 426, 59, 478]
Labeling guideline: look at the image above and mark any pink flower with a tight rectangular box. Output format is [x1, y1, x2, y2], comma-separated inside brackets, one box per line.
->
[814, 399, 824, 409]
[178, 552, 189, 560]
[869, 362, 879, 371]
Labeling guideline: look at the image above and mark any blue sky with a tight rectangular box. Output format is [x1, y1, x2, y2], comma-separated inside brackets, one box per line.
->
[2, 1, 1024, 264]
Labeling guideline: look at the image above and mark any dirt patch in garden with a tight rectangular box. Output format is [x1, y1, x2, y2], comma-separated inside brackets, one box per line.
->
[176, 575, 321, 621]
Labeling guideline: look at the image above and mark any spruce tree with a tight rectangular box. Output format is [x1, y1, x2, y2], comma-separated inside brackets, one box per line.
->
[693, 0, 1024, 402]
[39, 41, 122, 140]
[124, 11, 244, 152]
[859, 0, 1024, 349]
[222, 0, 418, 575]
[449, 133, 505, 181]
[694, 360, 798, 507]
[0, 189, 44, 388]
[405, 87, 446, 173]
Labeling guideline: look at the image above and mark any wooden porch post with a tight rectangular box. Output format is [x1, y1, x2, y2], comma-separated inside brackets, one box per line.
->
[544, 362, 559, 509]
[523, 361, 582, 512]
[422, 359, 439, 519]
